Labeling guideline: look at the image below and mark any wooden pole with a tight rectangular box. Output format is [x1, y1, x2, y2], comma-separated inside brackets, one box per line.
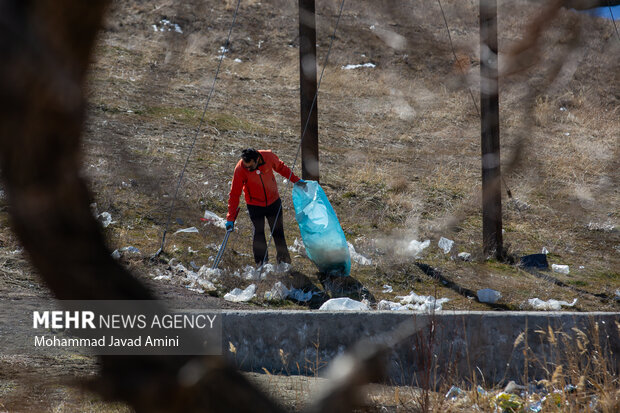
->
[299, 0, 319, 181]
[480, 0, 503, 259]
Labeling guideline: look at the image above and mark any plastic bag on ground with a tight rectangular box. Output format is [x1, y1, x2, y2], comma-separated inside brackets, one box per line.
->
[319, 297, 369, 311]
[292, 181, 350, 276]
[477, 288, 502, 304]
[224, 284, 256, 302]
[528, 297, 577, 310]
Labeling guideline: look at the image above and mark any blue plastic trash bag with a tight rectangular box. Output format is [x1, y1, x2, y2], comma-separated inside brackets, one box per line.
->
[292, 181, 350, 276]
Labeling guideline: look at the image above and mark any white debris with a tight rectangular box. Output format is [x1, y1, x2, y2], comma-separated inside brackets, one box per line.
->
[404, 239, 430, 258]
[319, 297, 370, 311]
[288, 238, 307, 257]
[203, 210, 227, 228]
[341, 63, 376, 70]
[382, 284, 393, 293]
[224, 284, 256, 302]
[551, 264, 570, 275]
[542, 247, 549, 255]
[528, 298, 577, 311]
[154, 19, 183, 34]
[111, 249, 122, 260]
[458, 252, 472, 261]
[615, 289, 620, 302]
[182, 269, 217, 292]
[587, 222, 615, 232]
[234, 58, 242, 63]
[379, 291, 449, 311]
[348, 242, 372, 265]
[438, 237, 454, 254]
[174, 226, 199, 234]
[264, 282, 290, 301]
[98, 212, 113, 228]
[477, 288, 502, 304]
[121, 246, 140, 255]
[237, 265, 265, 281]
[197, 266, 222, 283]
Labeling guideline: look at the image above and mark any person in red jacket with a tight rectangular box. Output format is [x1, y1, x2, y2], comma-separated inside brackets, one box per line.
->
[226, 148, 305, 266]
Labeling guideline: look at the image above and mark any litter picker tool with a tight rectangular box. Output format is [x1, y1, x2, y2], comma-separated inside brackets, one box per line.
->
[211, 207, 239, 270]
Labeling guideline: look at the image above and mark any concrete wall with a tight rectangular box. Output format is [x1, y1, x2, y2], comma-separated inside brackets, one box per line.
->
[222, 311, 619, 386]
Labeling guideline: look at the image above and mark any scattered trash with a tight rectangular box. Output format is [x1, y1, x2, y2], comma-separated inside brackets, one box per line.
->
[520, 254, 549, 269]
[121, 246, 140, 254]
[234, 58, 242, 63]
[528, 400, 543, 412]
[288, 289, 314, 303]
[542, 247, 549, 255]
[224, 284, 256, 302]
[495, 393, 524, 412]
[98, 212, 113, 228]
[348, 242, 372, 265]
[202, 210, 227, 228]
[477, 385, 487, 396]
[341, 63, 376, 70]
[615, 289, 620, 302]
[379, 292, 449, 311]
[551, 264, 569, 274]
[288, 238, 307, 257]
[111, 246, 140, 259]
[189, 261, 200, 271]
[586, 221, 615, 232]
[438, 237, 454, 254]
[318, 297, 370, 311]
[264, 282, 290, 301]
[404, 239, 430, 258]
[174, 227, 199, 234]
[458, 252, 472, 261]
[153, 19, 183, 34]
[382, 284, 393, 293]
[445, 386, 464, 400]
[528, 297, 577, 310]
[477, 288, 502, 304]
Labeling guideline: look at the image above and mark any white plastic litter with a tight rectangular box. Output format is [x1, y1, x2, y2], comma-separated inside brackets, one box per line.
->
[175, 227, 199, 234]
[438, 237, 454, 254]
[458, 252, 472, 261]
[615, 289, 620, 302]
[404, 239, 430, 258]
[382, 284, 393, 293]
[341, 63, 376, 70]
[288, 238, 307, 256]
[224, 284, 256, 302]
[203, 210, 227, 228]
[348, 242, 372, 265]
[528, 297, 577, 310]
[319, 297, 370, 311]
[379, 291, 449, 311]
[111, 250, 121, 259]
[197, 266, 222, 283]
[551, 264, 570, 275]
[264, 282, 290, 301]
[477, 288, 502, 304]
[121, 246, 140, 254]
[542, 247, 549, 255]
[98, 212, 113, 228]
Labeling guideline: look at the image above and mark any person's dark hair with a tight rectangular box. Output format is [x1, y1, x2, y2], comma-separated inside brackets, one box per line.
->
[241, 148, 260, 162]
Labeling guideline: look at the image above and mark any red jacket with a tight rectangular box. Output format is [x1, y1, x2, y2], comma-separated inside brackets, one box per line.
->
[227, 150, 300, 221]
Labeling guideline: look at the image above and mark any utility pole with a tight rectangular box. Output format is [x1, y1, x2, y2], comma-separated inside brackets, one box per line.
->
[480, 0, 503, 259]
[298, 0, 319, 181]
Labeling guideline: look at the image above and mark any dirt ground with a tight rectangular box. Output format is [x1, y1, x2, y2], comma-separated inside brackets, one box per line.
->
[0, 0, 618, 411]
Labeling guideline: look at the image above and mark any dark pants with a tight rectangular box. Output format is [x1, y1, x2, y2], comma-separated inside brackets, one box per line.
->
[247, 198, 291, 265]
